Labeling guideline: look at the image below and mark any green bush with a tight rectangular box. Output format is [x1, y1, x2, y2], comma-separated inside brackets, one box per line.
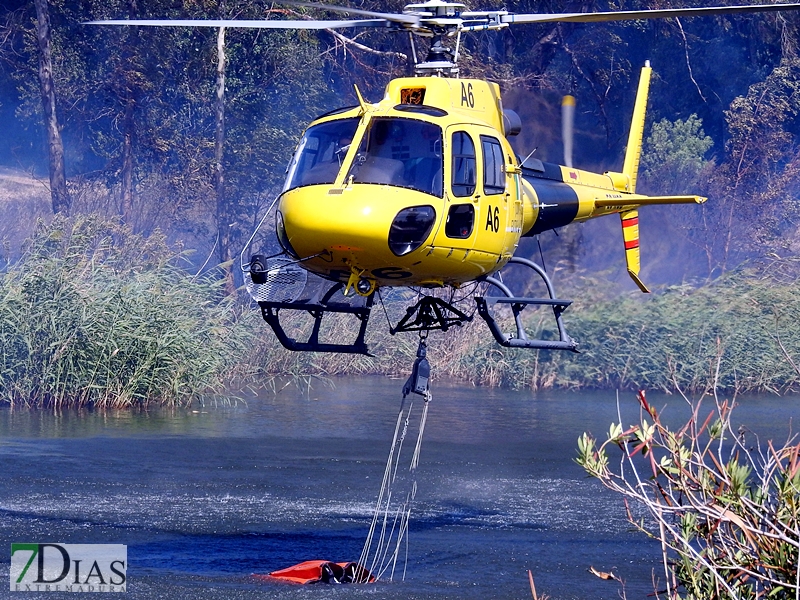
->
[578, 390, 800, 599]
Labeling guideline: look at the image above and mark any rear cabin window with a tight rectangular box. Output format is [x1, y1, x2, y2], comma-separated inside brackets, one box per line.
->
[481, 136, 505, 195]
[445, 203, 475, 239]
[451, 132, 476, 197]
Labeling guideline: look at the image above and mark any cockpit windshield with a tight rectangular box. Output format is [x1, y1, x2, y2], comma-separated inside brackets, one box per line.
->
[346, 118, 443, 197]
[284, 118, 359, 191]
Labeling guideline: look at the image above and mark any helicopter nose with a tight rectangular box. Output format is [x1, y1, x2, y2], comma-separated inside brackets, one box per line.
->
[278, 187, 437, 262]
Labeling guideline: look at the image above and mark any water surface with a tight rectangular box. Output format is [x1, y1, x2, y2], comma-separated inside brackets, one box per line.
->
[1, 378, 796, 599]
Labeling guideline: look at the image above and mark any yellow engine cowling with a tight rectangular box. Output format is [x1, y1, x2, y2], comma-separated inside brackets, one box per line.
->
[520, 178, 540, 236]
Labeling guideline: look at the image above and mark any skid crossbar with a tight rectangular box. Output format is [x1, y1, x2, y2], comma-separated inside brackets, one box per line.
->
[258, 283, 374, 354]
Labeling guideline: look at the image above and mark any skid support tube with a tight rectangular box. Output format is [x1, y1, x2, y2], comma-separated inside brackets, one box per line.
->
[475, 257, 578, 351]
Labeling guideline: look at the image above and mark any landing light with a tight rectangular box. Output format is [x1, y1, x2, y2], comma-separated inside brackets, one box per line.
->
[388, 206, 436, 256]
[356, 278, 375, 295]
[250, 254, 268, 285]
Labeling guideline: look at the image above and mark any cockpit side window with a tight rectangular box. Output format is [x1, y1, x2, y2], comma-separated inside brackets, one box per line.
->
[481, 135, 505, 195]
[451, 131, 476, 197]
[284, 118, 359, 191]
[347, 117, 443, 197]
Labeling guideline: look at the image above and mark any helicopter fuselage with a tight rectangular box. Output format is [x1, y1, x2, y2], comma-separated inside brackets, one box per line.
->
[276, 73, 679, 293]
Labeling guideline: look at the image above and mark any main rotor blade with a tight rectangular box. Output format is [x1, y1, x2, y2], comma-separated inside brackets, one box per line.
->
[280, 1, 419, 26]
[502, 2, 800, 24]
[84, 18, 388, 29]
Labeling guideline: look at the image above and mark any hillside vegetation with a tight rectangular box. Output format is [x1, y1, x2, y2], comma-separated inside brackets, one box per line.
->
[244, 261, 800, 397]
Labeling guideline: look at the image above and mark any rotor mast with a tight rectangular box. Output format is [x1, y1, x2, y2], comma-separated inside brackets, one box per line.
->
[403, 0, 507, 77]
[416, 31, 457, 76]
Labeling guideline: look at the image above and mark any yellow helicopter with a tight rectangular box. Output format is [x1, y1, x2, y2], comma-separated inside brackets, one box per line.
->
[91, 1, 800, 354]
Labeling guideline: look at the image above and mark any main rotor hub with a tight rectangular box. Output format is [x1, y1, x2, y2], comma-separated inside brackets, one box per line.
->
[403, 2, 464, 76]
[404, 1, 466, 19]
[400, 1, 506, 77]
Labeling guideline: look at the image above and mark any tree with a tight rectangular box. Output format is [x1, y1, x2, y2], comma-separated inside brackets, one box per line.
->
[32, 0, 70, 214]
[706, 57, 800, 274]
[213, 25, 231, 291]
[2, 0, 798, 287]
[118, 0, 141, 223]
[640, 114, 713, 196]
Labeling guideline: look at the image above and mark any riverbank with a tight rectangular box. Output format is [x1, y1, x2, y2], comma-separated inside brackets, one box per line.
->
[2, 216, 798, 407]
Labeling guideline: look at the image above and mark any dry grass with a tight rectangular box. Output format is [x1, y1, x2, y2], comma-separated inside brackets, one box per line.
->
[0, 167, 52, 266]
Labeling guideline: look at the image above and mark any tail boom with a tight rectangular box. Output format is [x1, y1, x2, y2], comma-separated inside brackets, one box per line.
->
[516, 62, 705, 292]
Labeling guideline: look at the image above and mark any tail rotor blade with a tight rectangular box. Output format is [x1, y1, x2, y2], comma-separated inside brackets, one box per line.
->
[561, 95, 575, 168]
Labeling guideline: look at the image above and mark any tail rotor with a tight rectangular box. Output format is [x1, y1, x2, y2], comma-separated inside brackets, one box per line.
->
[561, 94, 575, 168]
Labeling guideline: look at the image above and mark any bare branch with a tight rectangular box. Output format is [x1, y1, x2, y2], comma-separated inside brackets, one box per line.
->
[674, 18, 706, 102]
[325, 27, 406, 61]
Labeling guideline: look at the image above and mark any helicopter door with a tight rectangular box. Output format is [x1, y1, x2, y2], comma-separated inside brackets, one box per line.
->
[431, 129, 478, 258]
[475, 133, 513, 258]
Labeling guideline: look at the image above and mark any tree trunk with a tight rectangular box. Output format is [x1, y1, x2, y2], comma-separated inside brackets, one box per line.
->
[33, 0, 70, 215]
[120, 97, 135, 222]
[214, 25, 234, 293]
[120, 0, 139, 224]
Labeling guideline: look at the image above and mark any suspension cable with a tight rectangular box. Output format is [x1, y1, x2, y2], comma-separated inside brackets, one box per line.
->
[358, 335, 432, 582]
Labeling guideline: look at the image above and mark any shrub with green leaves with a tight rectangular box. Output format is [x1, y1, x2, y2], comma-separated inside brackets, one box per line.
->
[578, 390, 800, 599]
[0, 215, 241, 407]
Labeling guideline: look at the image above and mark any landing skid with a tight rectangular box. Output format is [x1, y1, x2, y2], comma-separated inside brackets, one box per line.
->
[258, 284, 374, 354]
[475, 257, 578, 352]
[247, 256, 374, 354]
[246, 255, 576, 354]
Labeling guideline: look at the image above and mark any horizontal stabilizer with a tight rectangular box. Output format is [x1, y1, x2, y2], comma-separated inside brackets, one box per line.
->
[595, 195, 706, 209]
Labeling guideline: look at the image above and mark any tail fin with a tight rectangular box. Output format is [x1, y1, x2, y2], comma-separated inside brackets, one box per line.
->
[622, 61, 652, 193]
[620, 62, 653, 293]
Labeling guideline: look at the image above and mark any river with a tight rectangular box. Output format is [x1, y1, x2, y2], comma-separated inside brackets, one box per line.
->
[0, 377, 796, 599]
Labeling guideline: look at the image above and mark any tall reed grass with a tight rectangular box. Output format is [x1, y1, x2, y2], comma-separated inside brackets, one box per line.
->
[244, 262, 800, 396]
[432, 263, 800, 394]
[3, 215, 796, 404]
[0, 215, 242, 408]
